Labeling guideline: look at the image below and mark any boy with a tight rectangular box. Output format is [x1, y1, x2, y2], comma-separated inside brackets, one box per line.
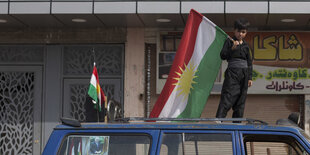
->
[216, 18, 253, 120]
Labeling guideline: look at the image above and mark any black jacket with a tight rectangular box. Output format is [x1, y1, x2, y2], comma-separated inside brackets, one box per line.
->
[220, 37, 253, 80]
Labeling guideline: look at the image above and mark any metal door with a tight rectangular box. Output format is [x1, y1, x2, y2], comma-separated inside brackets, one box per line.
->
[62, 44, 124, 122]
[0, 66, 42, 155]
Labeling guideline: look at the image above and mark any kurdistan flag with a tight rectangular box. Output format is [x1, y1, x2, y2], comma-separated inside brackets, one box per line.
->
[88, 64, 106, 112]
[150, 9, 227, 118]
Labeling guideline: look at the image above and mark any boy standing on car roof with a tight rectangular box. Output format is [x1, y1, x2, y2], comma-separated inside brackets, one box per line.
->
[216, 18, 253, 119]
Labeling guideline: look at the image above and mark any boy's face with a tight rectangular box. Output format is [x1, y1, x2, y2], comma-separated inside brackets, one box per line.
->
[234, 29, 247, 41]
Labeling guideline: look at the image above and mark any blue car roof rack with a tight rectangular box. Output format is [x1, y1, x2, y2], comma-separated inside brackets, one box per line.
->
[118, 117, 268, 125]
[60, 117, 269, 127]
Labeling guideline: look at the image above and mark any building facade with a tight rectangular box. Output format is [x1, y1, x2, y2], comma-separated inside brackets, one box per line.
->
[0, 0, 309, 154]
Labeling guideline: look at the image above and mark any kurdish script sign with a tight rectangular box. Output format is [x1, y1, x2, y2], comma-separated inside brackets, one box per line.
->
[250, 66, 310, 94]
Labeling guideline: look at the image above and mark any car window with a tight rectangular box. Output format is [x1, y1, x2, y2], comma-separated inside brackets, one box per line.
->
[160, 133, 233, 155]
[58, 134, 150, 155]
[243, 134, 309, 155]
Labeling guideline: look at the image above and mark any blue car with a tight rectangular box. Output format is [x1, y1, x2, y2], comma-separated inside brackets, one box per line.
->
[43, 116, 310, 155]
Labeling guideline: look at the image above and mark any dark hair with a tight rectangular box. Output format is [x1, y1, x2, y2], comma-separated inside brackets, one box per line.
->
[234, 18, 250, 30]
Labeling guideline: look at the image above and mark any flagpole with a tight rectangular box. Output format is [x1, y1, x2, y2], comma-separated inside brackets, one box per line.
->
[92, 47, 100, 123]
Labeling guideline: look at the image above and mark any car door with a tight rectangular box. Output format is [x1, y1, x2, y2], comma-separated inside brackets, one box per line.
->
[157, 130, 237, 155]
[239, 130, 310, 155]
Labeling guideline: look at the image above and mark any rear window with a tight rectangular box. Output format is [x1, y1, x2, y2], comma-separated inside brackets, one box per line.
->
[58, 134, 151, 155]
[243, 134, 309, 155]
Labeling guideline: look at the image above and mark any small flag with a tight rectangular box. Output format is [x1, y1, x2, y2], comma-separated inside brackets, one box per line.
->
[88, 64, 106, 112]
[150, 9, 228, 118]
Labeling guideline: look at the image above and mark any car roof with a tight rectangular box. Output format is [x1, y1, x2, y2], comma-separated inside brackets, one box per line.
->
[54, 121, 303, 134]
[54, 117, 305, 135]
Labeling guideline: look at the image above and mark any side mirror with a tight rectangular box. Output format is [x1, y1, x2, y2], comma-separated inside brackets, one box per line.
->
[107, 99, 123, 122]
[60, 117, 81, 127]
[288, 112, 300, 125]
[276, 112, 300, 127]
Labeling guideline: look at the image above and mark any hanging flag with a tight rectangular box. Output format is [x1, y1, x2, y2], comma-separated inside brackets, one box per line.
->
[88, 64, 106, 112]
[150, 9, 228, 118]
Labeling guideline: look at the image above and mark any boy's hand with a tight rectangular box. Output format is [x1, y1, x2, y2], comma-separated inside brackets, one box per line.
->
[248, 80, 253, 87]
[231, 40, 240, 50]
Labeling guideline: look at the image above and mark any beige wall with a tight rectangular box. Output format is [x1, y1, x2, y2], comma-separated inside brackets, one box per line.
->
[124, 28, 145, 117]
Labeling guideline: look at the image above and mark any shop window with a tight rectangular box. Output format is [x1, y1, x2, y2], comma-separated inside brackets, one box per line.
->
[156, 32, 222, 94]
[156, 32, 182, 94]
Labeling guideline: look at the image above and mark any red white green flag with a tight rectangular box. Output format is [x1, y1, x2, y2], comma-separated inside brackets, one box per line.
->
[150, 9, 227, 118]
[88, 64, 106, 112]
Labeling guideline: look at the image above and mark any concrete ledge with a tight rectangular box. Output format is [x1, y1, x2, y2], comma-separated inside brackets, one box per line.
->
[270, 2, 310, 14]
[52, 2, 92, 14]
[94, 2, 136, 14]
[181, 1, 224, 14]
[138, 1, 180, 14]
[226, 1, 268, 14]
[10, 2, 50, 14]
[0, 2, 8, 14]
[2, 1, 310, 15]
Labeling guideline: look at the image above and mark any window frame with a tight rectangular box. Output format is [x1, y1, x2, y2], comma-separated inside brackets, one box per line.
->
[157, 130, 237, 155]
[239, 130, 310, 155]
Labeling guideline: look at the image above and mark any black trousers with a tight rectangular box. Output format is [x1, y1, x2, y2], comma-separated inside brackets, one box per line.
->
[216, 67, 249, 118]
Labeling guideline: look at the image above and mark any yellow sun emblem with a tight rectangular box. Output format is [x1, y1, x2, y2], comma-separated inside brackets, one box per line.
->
[173, 62, 198, 100]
